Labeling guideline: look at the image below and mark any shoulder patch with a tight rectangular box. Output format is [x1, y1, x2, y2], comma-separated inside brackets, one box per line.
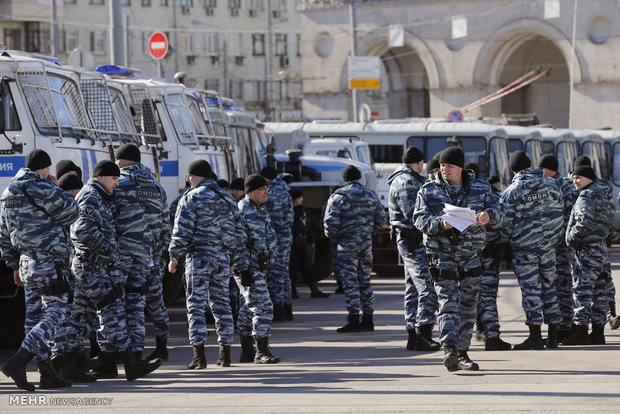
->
[136, 187, 161, 199]
[82, 205, 95, 216]
[208, 201, 230, 214]
[2, 196, 23, 208]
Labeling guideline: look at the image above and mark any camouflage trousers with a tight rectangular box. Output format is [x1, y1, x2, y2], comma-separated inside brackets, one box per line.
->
[513, 248, 561, 326]
[114, 255, 150, 352]
[337, 238, 375, 314]
[267, 231, 293, 306]
[396, 233, 437, 330]
[555, 244, 576, 330]
[229, 276, 241, 325]
[19, 255, 69, 361]
[49, 273, 76, 357]
[605, 248, 616, 305]
[330, 240, 342, 284]
[573, 242, 608, 326]
[145, 257, 170, 339]
[434, 275, 480, 351]
[234, 269, 273, 338]
[65, 257, 129, 353]
[184, 250, 234, 346]
[478, 254, 502, 338]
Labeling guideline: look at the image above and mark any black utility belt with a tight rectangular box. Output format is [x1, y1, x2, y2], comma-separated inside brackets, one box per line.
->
[428, 266, 483, 282]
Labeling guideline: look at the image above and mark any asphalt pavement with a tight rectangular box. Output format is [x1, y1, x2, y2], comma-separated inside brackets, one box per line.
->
[2, 248, 620, 413]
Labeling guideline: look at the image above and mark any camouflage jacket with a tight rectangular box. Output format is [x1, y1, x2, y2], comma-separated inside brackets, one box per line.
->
[114, 163, 148, 257]
[597, 178, 616, 234]
[71, 179, 118, 264]
[485, 187, 502, 244]
[388, 164, 425, 230]
[414, 170, 503, 268]
[323, 182, 386, 243]
[169, 191, 185, 229]
[265, 177, 294, 234]
[170, 178, 249, 271]
[499, 168, 563, 251]
[554, 173, 578, 231]
[566, 180, 612, 247]
[0, 168, 79, 268]
[238, 195, 277, 270]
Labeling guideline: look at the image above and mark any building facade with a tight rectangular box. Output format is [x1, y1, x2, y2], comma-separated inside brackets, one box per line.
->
[0, 0, 302, 121]
[298, 0, 620, 129]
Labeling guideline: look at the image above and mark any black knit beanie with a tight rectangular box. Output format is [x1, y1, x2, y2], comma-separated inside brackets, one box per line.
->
[230, 177, 245, 191]
[464, 162, 480, 178]
[290, 187, 303, 200]
[343, 165, 361, 182]
[93, 160, 121, 177]
[26, 149, 52, 171]
[426, 158, 440, 171]
[537, 154, 559, 172]
[245, 174, 268, 193]
[509, 150, 531, 173]
[58, 173, 84, 191]
[574, 155, 591, 168]
[572, 165, 596, 181]
[217, 179, 229, 190]
[114, 144, 141, 162]
[439, 147, 465, 168]
[187, 160, 212, 177]
[488, 176, 500, 185]
[260, 166, 278, 180]
[402, 146, 425, 164]
[56, 160, 82, 180]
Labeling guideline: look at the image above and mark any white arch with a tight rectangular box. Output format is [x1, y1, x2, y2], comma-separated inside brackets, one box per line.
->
[474, 18, 587, 86]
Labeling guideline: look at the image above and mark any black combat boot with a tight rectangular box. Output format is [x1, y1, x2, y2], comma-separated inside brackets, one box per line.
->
[406, 329, 416, 351]
[284, 303, 294, 321]
[37, 359, 71, 389]
[513, 324, 544, 350]
[146, 336, 169, 362]
[272, 304, 285, 322]
[443, 346, 459, 372]
[414, 325, 440, 351]
[310, 283, 330, 298]
[590, 324, 606, 345]
[89, 336, 101, 359]
[557, 327, 572, 343]
[51, 354, 62, 372]
[59, 352, 97, 383]
[122, 349, 161, 381]
[561, 324, 591, 345]
[608, 302, 620, 330]
[187, 344, 207, 369]
[239, 335, 256, 363]
[457, 350, 480, 371]
[254, 337, 281, 364]
[336, 312, 360, 333]
[359, 313, 374, 332]
[216, 345, 231, 367]
[335, 281, 345, 294]
[485, 336, 512, 351]
[546, 324, 559, 349]
[475, 317, 486, 342]
[93, 352, 118, 379]
[1, 347, 36, 392]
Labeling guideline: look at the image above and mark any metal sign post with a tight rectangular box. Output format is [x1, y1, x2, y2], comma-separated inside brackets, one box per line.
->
[148, 31, 169, 79]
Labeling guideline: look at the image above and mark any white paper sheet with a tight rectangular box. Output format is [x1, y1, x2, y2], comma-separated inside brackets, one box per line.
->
[441, 203, 477, 232]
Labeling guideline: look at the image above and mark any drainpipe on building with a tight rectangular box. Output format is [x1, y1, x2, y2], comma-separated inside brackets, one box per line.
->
[109, 0, 124, 65]
[350, 0, 360, 122]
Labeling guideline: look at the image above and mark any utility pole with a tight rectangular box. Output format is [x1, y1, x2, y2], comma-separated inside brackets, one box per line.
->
[50, 0, 58, 56]
[349, 0, 360, 122]
[172, 0, 179, 75]
[123, 14, 130, 66]
[568, 0, 578, 129]
[109, 0, 124, 65]
[263, 0, 273, 121]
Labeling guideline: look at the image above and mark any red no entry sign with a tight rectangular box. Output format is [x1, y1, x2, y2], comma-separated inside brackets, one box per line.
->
[148, 31, 168, 60]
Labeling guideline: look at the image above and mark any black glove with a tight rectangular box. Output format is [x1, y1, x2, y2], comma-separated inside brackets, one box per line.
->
[240, 269, 254, 287]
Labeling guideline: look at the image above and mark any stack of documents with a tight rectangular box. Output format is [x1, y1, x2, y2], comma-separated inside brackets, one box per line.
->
[441, 204, 477, 232]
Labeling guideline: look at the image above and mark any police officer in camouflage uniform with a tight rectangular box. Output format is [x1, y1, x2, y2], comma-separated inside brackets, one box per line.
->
[236, 174, 281, 364]
[414, 147, 503, 372]
[537, 155, 578, 341]
[388, 146, 439, 351]
[0, 150, 78, 391]
[261, 166, 294, 322]
[477, 171, 512, 351]
[499, 151, 563, 350]
[563, 165, 612, 345]
[169, 160, 250, 369]
[324, 166, 386, 333]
